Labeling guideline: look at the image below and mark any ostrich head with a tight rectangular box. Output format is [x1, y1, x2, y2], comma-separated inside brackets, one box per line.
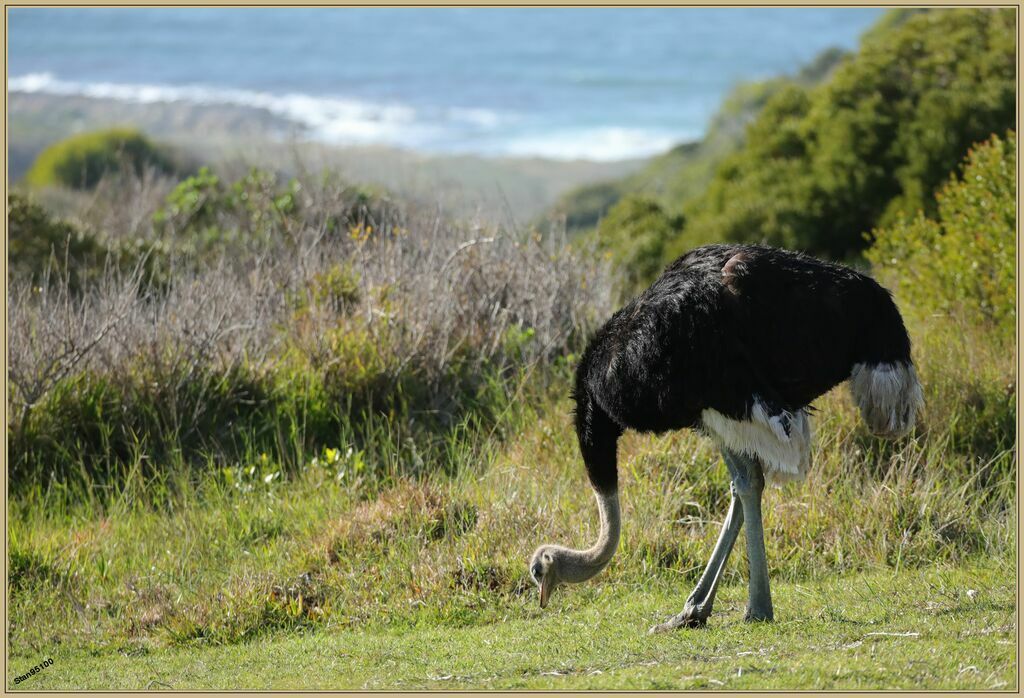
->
[529, 490, 621, 608]
[529, 545, 561, 608]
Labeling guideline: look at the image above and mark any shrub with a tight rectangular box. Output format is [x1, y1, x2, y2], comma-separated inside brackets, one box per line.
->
[151, 167, 397, 263]
[152, 167, 287, 254]
[867, 131, 1016, 341]
[667, 8, 1015, 261]
[671, 85, 816, 254]
[8, 193, 107, 290]
[25, 128, 176, 190]
[593, 195, 683, 298]
[8, 171, 613, 493]
[8, 192, 171, 293]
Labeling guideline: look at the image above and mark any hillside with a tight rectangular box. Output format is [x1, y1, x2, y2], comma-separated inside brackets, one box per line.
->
[668, 7, 1015, 261]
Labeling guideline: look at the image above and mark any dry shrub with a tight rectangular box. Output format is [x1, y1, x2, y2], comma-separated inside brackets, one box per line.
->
[78, 164, 179, 242]
[8, 166, 613, 489]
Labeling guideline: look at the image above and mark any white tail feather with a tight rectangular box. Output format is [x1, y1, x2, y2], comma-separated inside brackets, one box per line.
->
[849, 362, 924, 438]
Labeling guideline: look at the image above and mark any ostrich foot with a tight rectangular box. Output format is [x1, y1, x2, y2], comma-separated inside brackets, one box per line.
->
[648, 605, 709, 633]
[743, 606, 773, 623]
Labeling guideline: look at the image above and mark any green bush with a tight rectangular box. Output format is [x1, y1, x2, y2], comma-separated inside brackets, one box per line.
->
[153, 167, 395, 260]
[8, 193, 107, 290]
[150, 167, 303, 260]
[667, 8, 1015, 261]
[593, 195, 683, 298]
[8, 192, 171, 292]
[25, 128, 175, 190]
[153, 166, 225, 231]
[867, 131, 1016, 340]
[672, 85, 816, 254]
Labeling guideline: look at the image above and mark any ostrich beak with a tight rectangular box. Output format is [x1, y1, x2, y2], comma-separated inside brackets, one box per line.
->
[539, 576, 553, 608]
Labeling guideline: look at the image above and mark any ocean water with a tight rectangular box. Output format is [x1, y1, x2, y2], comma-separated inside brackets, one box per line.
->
[8, 8, 882, 161]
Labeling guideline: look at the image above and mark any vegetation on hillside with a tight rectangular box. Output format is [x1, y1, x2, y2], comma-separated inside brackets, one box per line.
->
[8, 166, 611, 495]
[670, 8, 1015, 263]
[593, 195, 684, 297]
[7, 126, 1015, 681]
[565, 9, 1015, 294]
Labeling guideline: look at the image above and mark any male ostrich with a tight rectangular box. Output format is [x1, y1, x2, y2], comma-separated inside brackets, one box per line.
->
[529, 244, 923, 631]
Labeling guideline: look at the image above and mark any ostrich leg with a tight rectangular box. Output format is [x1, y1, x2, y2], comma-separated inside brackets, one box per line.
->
[732, 451, 774, 622]
[649, 450, 747, 633]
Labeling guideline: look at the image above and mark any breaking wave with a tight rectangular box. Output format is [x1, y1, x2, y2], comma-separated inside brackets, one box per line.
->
[10, 72, 685, 160]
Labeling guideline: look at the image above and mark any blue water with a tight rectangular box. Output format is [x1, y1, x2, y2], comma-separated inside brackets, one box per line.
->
[8, 8, 882, 160]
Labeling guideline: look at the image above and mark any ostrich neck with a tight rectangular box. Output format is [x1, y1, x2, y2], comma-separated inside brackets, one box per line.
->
[558, 490, 621, 583]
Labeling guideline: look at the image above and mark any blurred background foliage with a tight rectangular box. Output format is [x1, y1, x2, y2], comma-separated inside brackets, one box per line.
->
[25, 127, 181, 190]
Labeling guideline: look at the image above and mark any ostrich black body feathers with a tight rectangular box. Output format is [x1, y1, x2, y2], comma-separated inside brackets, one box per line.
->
[574, 244, 920, 494]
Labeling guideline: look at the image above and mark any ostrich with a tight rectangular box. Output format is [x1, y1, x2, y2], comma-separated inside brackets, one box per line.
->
[529, 244, 923, 631]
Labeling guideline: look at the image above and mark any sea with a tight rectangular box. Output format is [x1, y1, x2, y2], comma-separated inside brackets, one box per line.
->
[8, 7, 882, 161]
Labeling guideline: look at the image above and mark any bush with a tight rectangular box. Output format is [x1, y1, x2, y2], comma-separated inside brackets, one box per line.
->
[593, 195, 683, 298]
[25, 128, 176, 190]
[671, 85, 816, 254]
[8, 192, 171, 293]
[151, 167, 396, 262]
[8, 193, 107, 290]
[867, 131, 1016, 341]
[667, 8, 1015, 261]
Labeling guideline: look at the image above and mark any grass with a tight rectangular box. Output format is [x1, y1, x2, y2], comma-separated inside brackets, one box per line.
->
[9, 560, 1016, 690]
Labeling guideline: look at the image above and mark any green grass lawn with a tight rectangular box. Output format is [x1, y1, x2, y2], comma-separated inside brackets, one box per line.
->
[9, 560, 1015, 690]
